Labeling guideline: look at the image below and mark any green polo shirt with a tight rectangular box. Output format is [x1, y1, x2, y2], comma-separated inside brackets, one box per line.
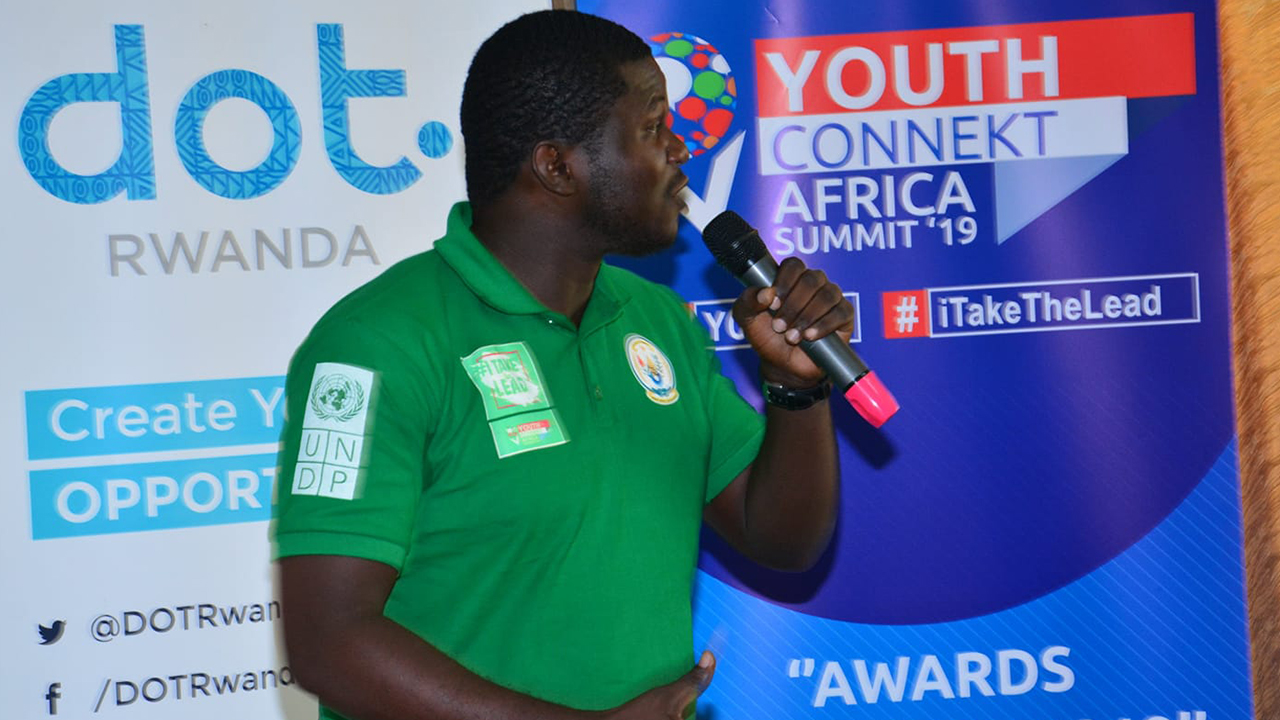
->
[273, 202, 765, 714]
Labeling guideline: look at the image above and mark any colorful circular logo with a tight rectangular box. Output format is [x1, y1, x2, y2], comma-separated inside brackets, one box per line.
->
[649, 33, 736, 157]
[625, 334, 679, 405]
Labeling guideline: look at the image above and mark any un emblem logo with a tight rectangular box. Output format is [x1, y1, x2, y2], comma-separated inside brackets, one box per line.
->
[309, 373, 366, 422]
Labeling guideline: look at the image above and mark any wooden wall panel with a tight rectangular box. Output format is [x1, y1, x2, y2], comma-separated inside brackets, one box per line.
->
[1222, 0, 1280, 714]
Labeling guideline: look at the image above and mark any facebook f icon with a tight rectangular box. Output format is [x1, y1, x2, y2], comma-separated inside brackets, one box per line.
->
[45, 682, 61, 715]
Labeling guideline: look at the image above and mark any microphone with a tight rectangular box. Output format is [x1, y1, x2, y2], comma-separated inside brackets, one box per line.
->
[701, 210, 899, 427]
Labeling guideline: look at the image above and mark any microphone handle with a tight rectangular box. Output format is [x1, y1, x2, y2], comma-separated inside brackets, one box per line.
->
[738, 257, 870, 391]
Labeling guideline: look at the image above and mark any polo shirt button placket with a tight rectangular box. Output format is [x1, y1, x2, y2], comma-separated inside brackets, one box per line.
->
[576, 337, 610, 424]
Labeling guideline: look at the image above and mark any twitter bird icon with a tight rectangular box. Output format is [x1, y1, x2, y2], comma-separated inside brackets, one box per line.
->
[38, 620, 65, 645]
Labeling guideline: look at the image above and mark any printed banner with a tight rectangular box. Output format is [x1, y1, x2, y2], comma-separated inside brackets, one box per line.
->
[581, 0, 1251, 718]
[1, 2, 547, 718]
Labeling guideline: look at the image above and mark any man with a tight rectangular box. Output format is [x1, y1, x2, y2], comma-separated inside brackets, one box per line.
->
[274, 9, 849, 720]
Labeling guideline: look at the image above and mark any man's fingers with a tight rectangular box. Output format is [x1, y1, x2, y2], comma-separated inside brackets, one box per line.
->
[732, 256, 854, 351]
[773, 255, 807, 289]
[733, 286, 777, 326]
[664, 651, 716, 718]
[756, 256, 861, 346]
[772, 266, 827, 327]
[777, 284, 854, 345]
[799, 297, 856, 341]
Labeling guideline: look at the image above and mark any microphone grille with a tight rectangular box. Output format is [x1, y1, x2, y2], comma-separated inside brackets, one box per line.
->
[702, 211, 768, 276]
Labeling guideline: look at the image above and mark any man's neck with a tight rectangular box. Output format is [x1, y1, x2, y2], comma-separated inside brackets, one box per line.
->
[470, 199, 603, 327]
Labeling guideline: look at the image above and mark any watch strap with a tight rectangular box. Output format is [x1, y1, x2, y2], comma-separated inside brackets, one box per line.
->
[762, 379, 833, 410]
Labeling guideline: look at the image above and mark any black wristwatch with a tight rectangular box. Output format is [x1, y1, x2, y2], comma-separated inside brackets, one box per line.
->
[762, 379, 833, 410]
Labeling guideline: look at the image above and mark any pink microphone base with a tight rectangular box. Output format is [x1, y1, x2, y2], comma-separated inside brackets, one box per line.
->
[844, 372, 899, 427]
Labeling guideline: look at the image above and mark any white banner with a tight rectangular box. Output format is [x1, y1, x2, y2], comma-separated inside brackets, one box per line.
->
[757, 97, 1128, 174]
[1, 2, 548, 718]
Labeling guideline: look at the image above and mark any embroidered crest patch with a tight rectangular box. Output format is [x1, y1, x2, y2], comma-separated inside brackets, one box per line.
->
[624, 333, 679, 405]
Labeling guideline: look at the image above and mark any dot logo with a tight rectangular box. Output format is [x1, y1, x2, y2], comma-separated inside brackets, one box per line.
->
[19, 24, 453, 204]
[649, 32, 736, 157]
[416, 121, 454, 160]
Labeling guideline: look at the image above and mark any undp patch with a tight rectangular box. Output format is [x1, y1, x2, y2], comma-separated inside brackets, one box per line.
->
[293, 362, 375, 500]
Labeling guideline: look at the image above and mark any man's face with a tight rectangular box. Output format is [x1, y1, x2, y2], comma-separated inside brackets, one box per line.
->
[581, 58, 691, 257]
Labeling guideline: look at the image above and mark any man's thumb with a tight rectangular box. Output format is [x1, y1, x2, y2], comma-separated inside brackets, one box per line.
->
[667, 651, 716, 719]
[693, 650, 715, 687]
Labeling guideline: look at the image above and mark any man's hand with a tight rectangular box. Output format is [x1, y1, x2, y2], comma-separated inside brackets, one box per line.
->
[601, 652, 715, 720]
[731, 256, 855, 387]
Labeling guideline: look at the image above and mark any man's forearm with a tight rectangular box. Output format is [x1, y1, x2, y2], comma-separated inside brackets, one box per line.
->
[290, 616, 580, 720]
[281, 555, 583, 720]
[737, 399, 840, 571]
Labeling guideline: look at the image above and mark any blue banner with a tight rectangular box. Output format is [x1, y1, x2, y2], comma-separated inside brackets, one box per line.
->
[30, 453, 278, 539]
[581, 0, 1251, 717]
[26, 377, 286, 460]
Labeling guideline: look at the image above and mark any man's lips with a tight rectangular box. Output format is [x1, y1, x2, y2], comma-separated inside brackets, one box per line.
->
[671, 176, 690, 212]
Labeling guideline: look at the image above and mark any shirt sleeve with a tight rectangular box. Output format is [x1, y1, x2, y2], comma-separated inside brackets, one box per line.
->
[701, 342, 766, 503]
[271, 319, 436, 572]
[650, 286, 764, 503]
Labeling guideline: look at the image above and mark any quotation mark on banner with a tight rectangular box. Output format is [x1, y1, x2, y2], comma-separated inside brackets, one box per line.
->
[786, 658, 817, 678]
[882, 290, 930, 339]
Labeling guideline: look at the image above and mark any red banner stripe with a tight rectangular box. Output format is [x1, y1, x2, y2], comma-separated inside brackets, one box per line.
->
[754, 13, 1195, 116]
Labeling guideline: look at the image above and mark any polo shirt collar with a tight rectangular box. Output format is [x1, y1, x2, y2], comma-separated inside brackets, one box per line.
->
[435, 202, 629, 330]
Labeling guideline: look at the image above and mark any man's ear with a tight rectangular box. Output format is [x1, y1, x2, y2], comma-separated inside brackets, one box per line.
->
[530, 140, 580, 197]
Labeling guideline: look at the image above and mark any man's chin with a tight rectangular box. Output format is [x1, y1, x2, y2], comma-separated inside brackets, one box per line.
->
[609, 227, 680, 258]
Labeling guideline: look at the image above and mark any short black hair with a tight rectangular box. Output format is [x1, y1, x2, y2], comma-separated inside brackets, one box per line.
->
[460, 10, 652, 208]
